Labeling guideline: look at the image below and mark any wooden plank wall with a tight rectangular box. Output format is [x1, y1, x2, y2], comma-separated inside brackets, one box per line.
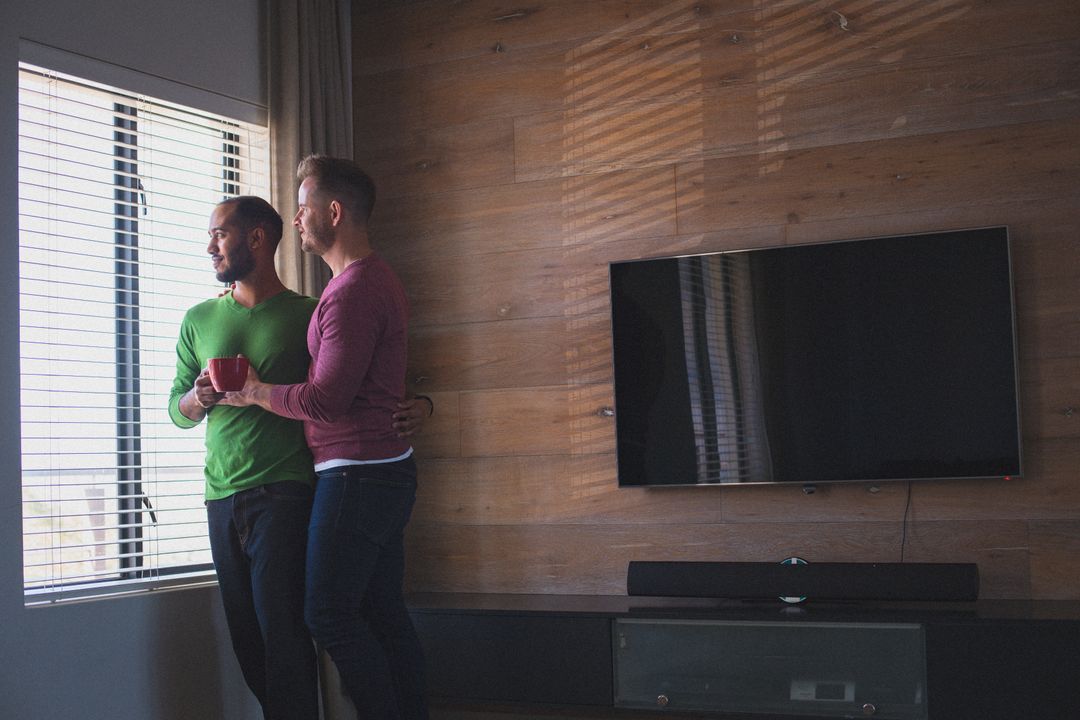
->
[353, 0, 1080, 600]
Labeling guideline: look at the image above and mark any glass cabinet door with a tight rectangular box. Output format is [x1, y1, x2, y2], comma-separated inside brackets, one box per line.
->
[614, 619, 927, 719]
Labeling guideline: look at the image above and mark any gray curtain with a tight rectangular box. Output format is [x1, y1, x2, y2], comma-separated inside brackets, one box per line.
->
[269, 0, 353, 297]
[268, 3, 358, 716]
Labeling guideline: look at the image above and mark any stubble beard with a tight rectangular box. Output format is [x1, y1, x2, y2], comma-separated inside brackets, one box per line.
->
[301, 218, 333, 256]
[215, 242, 256, 284]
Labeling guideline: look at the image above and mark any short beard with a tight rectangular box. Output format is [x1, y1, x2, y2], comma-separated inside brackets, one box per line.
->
[301, 217, 333, 256]
[215, 241, 256, 284]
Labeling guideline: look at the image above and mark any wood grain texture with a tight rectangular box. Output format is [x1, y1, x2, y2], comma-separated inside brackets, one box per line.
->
[355, 38, 576, 133]
[728, 0, 1080, 92]
[357, 0, 1080, 600]
[404, 520, 908, 594]
[1016, 278, 1080, 361]
[1022, 359, 1080, 440]
[1029, 521, 1080, 598]
[893, 520, 1032, 600]
[356, 118, 516, 199]
[353, 0, 1080, 71]
[458, 384, 615, 458]
[404, 519, 1031, 597]
[356, 0, 1080, 132]
[719, 478, 911, 523]
[412, 454, 722, 525]
[911, 439, 1080, 521]
[354, 0, 763, 74]
[676, 118, 1080, 235]
[780, 195, 1080, 280]
[393, 227, 785, 328]
[407, 314, 612, 392]
[372, 165, 678, 262]
[515, 36, 1080, 180]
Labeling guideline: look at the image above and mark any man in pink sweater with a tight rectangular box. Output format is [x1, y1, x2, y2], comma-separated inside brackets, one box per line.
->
[224, 156, 427, 720]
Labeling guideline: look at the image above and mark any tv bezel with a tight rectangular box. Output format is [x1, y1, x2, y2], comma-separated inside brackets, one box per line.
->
[608, 226, 1024, 489]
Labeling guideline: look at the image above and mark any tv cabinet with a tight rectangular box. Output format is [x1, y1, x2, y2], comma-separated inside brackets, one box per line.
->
[616, 618, 925, 718]
[407, 593, 1080, 720]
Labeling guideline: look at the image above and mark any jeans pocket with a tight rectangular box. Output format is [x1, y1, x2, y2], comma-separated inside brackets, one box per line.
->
[350, 478, 416, 546]
[313, 463, 416, 546]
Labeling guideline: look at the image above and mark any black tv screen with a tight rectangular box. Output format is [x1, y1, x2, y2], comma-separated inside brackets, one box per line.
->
[609, 227, 1022, 487]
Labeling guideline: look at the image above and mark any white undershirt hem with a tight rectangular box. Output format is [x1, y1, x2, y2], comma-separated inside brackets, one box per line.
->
[314, 447, 414, 472]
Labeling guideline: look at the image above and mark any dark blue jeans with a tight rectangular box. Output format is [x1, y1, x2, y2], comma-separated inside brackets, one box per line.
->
[305, 458, 429, 720]
[207, 480, 319, 720]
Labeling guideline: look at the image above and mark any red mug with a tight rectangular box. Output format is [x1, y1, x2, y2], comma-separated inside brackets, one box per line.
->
[208, 356, 250, 392]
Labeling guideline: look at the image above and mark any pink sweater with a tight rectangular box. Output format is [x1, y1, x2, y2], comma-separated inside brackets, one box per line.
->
[270, 253, 411, 464]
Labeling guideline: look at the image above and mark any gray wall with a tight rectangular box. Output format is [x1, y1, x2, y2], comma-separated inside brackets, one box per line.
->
[0, 1, 266, 718]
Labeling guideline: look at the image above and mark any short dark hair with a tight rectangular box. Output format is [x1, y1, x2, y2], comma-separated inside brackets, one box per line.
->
[296, 155, 377, 223]
[218, 196, 284, 249]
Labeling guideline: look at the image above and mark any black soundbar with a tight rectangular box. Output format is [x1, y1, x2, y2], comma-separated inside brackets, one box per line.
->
[627, 561, 979, 602]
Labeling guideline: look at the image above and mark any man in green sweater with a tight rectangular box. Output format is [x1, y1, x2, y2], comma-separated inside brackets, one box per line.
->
[168, 196, 321, 719]
[169, 196, 431, 719]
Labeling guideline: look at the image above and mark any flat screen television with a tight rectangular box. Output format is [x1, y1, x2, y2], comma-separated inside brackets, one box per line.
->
[609, 227, 1022, 487]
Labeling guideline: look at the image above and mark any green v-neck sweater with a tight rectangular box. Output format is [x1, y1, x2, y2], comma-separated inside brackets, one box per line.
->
[168, 290, 317, 500]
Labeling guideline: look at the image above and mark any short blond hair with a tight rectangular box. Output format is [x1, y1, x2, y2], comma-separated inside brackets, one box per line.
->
[296, 155, 376, 223]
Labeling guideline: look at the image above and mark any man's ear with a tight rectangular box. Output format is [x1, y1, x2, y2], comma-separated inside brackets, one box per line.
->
[329, 199, 344, 227]
[248, 225, 265, 249]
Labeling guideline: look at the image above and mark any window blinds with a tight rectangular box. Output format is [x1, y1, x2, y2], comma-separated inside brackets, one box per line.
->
[678, 255, 773, 484]
[18, 64, 270, 601]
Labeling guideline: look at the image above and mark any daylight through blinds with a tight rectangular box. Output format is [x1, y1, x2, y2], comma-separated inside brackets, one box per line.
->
[18, 64, 270, 600]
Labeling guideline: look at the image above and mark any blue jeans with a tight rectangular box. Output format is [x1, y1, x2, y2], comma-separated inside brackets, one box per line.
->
[207, 480, 319, 720]
[305, 458, 429, 720]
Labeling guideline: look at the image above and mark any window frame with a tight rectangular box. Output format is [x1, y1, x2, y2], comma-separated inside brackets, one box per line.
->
[18, 62, 270, 603]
